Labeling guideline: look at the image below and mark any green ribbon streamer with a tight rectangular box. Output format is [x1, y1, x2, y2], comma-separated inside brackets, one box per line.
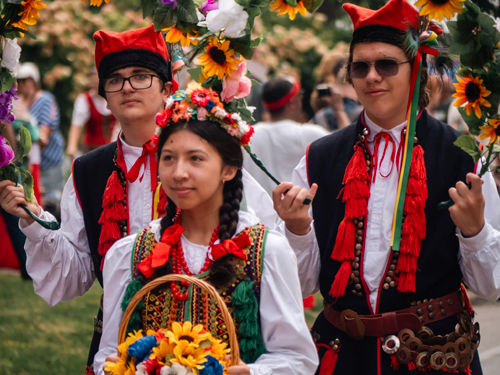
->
[392, 60, 422, 252]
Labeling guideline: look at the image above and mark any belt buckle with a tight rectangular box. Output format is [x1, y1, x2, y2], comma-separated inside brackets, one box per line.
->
[340, 309, 366, 340]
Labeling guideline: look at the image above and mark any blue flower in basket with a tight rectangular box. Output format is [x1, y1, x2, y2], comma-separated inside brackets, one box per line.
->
[200, 355, 224, 375]
[128, 335, 157, 363]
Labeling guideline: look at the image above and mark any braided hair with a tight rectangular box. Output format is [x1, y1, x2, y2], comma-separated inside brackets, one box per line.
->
[156, 120, 243, 287]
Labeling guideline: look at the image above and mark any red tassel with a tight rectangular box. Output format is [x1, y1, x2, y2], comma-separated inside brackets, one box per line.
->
[396, 253, 417, 273]
[330, 261, 352, 298]
[408, 361, 417, 371]
[408, 146, 426, 179]
[400, 234, 421, 258]
[461, 283, 475, 316]
[342, 179, 370, 201]
[102, 171, 125, 206]
[390, 354, 399, 370]
[99, 202, 127, 222]
[397, 272, 416, 293]
[343, 147, 369, 185]
[331, 219, 355, 262]
[464, 365, 471, 375]
[345, 198, 368, 219]
[98, 221, 121, 243]
[317, 344, 339, 375]
[402, 214, 426, 238]
[97, 239, 115, 259]
[157, 188, 167, 217]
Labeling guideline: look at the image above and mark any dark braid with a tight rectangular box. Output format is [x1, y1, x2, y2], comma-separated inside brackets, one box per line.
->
[154, 196, 177, 278]
[209, 169, 243, 287]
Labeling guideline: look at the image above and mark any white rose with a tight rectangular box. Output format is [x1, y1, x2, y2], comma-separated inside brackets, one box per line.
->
[1, 37, 21, 77]
[206, 0, 248, 38]
[160, 362, 192, 375]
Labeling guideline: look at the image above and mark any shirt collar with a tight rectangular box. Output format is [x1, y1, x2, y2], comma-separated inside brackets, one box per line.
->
[118, 131, 144, 168]
[364, 112, 407, 145]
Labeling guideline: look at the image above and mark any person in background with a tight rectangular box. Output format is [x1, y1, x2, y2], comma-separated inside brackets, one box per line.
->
[243, 76, 328, 197]
[17, 62, 64, 205]
[312, 57, 363, 131]
[67, 68, 118, 160]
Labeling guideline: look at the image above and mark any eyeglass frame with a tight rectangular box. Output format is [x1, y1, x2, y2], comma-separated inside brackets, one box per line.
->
[348, 59, 411, 79]
[102, 73, 161, 93]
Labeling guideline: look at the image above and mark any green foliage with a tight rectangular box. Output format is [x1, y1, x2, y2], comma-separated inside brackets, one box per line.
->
[142, 0, 157, 18]
[457, 108, 485, 136]
[0, 274, 102, 375]
[12, 124, 31, 165]
[0, 68, 15, 93]
[453, 135, 482, 164]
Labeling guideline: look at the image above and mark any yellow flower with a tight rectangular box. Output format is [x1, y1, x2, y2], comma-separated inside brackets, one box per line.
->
[152, 339, 176, 363]
[80, 0, 111, 7]
[12, 0, 46, 31]
[163, 26, 199, 47]
[453, 74, 491, 119]
[480, 118, 500, 145]
[197, 37, 241, 80]
[166, 322, 211, 347]
[207, 337, 230, 361]
[269, 0, 307, 21]
[171, 340, 208, 369]
[415, 0, 464, 22]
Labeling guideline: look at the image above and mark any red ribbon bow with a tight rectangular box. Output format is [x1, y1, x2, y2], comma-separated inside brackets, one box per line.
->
[138, 223, 185, 278]
[211, 233, 251, 261]
[126, 138, 158, 191]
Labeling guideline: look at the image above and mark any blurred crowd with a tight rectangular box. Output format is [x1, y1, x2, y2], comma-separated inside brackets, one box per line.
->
[1, 52, 498, 279]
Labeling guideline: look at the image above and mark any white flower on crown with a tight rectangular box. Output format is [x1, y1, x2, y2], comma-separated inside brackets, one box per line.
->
[1, 37, 21, 77]
[166, 97, 175, 108]
[231, 113, 242, 123]
[205, 0, 249, 38]
[214, 106, 227, 118]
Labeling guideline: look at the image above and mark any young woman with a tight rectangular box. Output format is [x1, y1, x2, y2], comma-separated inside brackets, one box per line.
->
[94, 89, 318, 375]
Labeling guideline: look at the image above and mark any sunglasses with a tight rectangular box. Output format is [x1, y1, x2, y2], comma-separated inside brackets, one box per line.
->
[349, 59, 410, 79]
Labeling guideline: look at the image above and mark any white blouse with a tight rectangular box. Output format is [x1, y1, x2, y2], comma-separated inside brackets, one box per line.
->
[94, 211, 318, 375]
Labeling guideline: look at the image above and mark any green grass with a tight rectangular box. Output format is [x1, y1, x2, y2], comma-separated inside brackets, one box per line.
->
[0, 273, 102, 375]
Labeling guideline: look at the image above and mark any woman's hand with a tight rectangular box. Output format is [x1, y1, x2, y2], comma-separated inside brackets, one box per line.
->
[272, 182, 317, 236]
[104, 354, 120, 375]
[449, 173, 485, 237]
[225, 355, 251, 375]
[0, 180, 40, 223]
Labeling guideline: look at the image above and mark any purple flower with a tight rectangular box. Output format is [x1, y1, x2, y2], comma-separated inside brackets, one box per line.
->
[0, 135, 15, 167]
[161, 0, 178, 9]
[0, 85, 18, 125]
[200, 0, 218, 15]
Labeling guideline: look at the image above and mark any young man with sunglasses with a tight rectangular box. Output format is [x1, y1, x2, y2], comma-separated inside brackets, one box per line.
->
[272, 0, 500, 373]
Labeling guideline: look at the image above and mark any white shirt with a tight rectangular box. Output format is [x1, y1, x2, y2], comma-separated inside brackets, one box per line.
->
[71, 90, 112, 127]
[277, 113, 500, 312]
[94, 211, 318, 375]
[19, 135, 276, 306]
[243, 120, 329, 196]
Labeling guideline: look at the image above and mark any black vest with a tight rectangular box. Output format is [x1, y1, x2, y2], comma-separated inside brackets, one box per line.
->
[73, 142, 118, 287]
[307, 111, 480, 374]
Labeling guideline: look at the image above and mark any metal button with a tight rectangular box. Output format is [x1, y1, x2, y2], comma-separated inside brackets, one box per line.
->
[427, 305, 434, 312]
[429, 312, 435, 320]
[441, 308, 447, 316]
[439, 301, 445, 308]
[447, 299, 453, 305]
[383, 283, 390, 290]
[416, 308, 423, 316]
[355, 284, 362, 291]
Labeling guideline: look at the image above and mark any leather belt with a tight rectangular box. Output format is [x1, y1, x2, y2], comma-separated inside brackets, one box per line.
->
[324, 290, 463, 340]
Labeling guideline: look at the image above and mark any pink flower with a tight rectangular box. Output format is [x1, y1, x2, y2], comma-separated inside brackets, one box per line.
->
[228, 126, 239, 136]
[200, 0, 218, 15]
[197, 107, 208, 121]
[221, 62, 252, 102]
[0, 135, 14, 167]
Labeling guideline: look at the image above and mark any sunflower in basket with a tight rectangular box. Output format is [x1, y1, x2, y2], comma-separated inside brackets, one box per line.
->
[105, 323, 229, 375]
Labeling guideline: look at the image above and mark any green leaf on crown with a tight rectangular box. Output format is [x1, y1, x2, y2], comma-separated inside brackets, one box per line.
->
[457, 107, 486, 136]
[302, 0, 323, 12]
[453, 135, 482, 164]
[154, 4, 177, 30]
[173, 0, 198, 24]
[13, 124, 32, 164]
[142, 0, 157, 18]
[187, 67, 204, 82]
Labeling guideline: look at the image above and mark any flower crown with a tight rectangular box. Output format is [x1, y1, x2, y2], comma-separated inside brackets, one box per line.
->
[155, 87, 255, 146]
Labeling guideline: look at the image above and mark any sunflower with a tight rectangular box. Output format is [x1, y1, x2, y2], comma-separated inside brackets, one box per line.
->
[12, 0, 46, 31]
[171, 340, 208, 369]
[151, 339, 176, 363]
[480, 118, 500, 145]
[207, 338, 230, 361]
[197, 37, 241, 80]
[81, 0, 110, 6]
[415, 0, 464, 22]
[163, 26, 199, 47]
[453, 74, 491, 119]
[270, 0, 307, 21]
[166, 322, 211, 347]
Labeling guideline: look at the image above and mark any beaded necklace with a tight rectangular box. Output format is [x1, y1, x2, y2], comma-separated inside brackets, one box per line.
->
[169, 215, 219, 300]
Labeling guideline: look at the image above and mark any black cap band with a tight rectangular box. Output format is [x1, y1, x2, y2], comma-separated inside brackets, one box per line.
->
[350, 25, 407, 52]
[98, 49, 172, 97]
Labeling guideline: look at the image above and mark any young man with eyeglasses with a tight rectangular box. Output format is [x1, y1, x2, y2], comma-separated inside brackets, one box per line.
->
[272, 0, 500, 373]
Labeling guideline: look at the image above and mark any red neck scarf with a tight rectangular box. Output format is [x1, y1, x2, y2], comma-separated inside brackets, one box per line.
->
[126, 137, 158, 191]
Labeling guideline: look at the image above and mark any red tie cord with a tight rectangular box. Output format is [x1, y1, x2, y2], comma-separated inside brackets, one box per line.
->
[372, 132, 396, 182]
[126, 140, 158, 191]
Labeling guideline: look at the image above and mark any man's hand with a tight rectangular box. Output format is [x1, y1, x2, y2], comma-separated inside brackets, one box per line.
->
[225, 355, 250, 375]
[104, 354, 120, 375]
[272, 182, 317, 236]
[449, 173, 485, 237]
[0, 180, 41, 223]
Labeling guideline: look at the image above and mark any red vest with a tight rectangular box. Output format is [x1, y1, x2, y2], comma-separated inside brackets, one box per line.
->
[82, 92, 116, 147]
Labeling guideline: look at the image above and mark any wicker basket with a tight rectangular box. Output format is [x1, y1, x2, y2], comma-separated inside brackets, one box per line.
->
[118, 274, 240, 365]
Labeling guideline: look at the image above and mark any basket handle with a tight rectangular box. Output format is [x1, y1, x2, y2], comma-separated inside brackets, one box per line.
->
[118, 274, 240, 365]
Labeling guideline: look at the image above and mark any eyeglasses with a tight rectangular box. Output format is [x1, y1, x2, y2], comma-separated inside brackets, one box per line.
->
[349, 59, 410, 79]
[103, 74, 160, 93]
